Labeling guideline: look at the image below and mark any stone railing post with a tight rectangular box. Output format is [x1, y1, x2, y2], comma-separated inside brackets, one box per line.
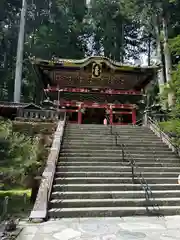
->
[24, 111, 28, 118]
[35, 111, 39, 119]
[143, 110, 148, 126]
[29, 111, 34, 119]
[19, 109, 63, 121]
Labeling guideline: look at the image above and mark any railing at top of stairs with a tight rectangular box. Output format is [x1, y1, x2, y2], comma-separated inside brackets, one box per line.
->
[147, 116, 180, 157]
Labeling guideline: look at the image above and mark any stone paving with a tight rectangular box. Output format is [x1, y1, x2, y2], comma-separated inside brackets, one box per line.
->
[16, 216, 180, 240]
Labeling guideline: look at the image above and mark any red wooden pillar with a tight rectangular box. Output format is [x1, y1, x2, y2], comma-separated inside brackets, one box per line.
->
[132, 108, 136, 125]
[110, 105, 113, 125]
[78, 104, 82, 124]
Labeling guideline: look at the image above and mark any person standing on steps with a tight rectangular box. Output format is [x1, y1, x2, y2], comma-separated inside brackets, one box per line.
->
[103, 117, 107, 125]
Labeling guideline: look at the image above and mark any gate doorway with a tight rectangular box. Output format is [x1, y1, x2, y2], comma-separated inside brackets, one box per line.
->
[113, 113, 132, 125]
[82, 108, 106, 124]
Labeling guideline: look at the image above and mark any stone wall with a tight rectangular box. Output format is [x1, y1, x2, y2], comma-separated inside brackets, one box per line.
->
[29, 119, 66, 221]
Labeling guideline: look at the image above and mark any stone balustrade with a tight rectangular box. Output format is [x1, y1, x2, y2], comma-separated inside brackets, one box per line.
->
[148, 117, 180, 157]
[17, 109, 64, 121]
[29, 117, 66, 222]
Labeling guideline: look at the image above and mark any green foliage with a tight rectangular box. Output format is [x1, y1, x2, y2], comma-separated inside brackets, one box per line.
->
[161, 33, 180, 112]
[160, 120, 180, 146]
[170, 64, 180, 117]
[0, 120, 42, 188]
[89, 0, 146, 61]
[159, 62, 180, 145]
[160, 119, 180, 133]
[170, 35, 180, 56]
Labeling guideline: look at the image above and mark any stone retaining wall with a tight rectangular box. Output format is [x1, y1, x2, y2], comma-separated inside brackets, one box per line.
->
[29, 118, 66, 221]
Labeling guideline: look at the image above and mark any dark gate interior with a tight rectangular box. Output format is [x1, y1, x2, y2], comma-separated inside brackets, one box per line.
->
[82, 108, 106, 124]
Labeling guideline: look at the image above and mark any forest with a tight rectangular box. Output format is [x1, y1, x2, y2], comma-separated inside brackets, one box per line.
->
[0, 0, 180, 132]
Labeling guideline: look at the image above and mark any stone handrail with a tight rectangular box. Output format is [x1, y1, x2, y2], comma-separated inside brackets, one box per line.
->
[148, 116, 180, 157]
[29, 114, 66, 221]
[17, 109, 63, 120]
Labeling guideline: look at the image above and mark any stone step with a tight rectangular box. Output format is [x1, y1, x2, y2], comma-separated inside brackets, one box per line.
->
[65, 130, 156, 134]
[65, 135, 154, 139]
[64, 135, 158, 139]
[65, 128, 152, 131]
[59, 155, 176, 161]
[65, 126, 148, 129]
[56, 166, 180, 172]
[57, 162, 179, 167]
[66, 125, 151, 129]
[65, 127, 148, 131]
[58, 156, 179, 161]
[59, 156, 179, 161]
[65, 127, 152, 134]
[65, 135, 156, 140]
[65, 128, 153, 132]
[64, 134, 161, 142]
[51, 190, 180, 200]
[54, 177, 178, 184]
[50, 197, 180, 208]
[48, 205, 180, 218]
[65, 132, 152, 136]
[53, 183, 180, 192]
[60, 152, 175, 157]
[55, 171, 180, 178]
[61, 144, 170, 150]
[62, 143, 167, 148]
[64, 134, 157, 138]
[66, 124, 146, 128]
[63, 138, 163, 147]
[65, 131, 153, 135]
[60, 149, 172, 154]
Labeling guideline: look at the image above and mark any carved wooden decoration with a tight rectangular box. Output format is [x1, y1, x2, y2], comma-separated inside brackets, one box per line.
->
[92, 62, 102, 79]
[36, 56, 157, 91]
[53, 69, 142, 90]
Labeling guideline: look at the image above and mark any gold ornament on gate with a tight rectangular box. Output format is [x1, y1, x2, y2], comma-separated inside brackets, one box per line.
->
[92, 62, 102, 78]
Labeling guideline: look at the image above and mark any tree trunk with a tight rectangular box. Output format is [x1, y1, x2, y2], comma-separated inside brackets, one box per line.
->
[14, 0, 27, 103]
[162, 14, 174, 107]
[148, 35, 151, 66]
[154, 16, 165, 95]
[121, 22, 124, 63]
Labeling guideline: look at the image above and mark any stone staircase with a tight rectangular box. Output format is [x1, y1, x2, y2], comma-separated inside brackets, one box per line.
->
[48, 124, 180, 218]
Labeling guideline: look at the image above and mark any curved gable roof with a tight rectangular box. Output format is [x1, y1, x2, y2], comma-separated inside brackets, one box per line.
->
[32, 56, 160, 73]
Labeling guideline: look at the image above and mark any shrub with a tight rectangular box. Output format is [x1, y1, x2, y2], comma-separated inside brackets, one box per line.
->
[0, 120, 42, 189]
